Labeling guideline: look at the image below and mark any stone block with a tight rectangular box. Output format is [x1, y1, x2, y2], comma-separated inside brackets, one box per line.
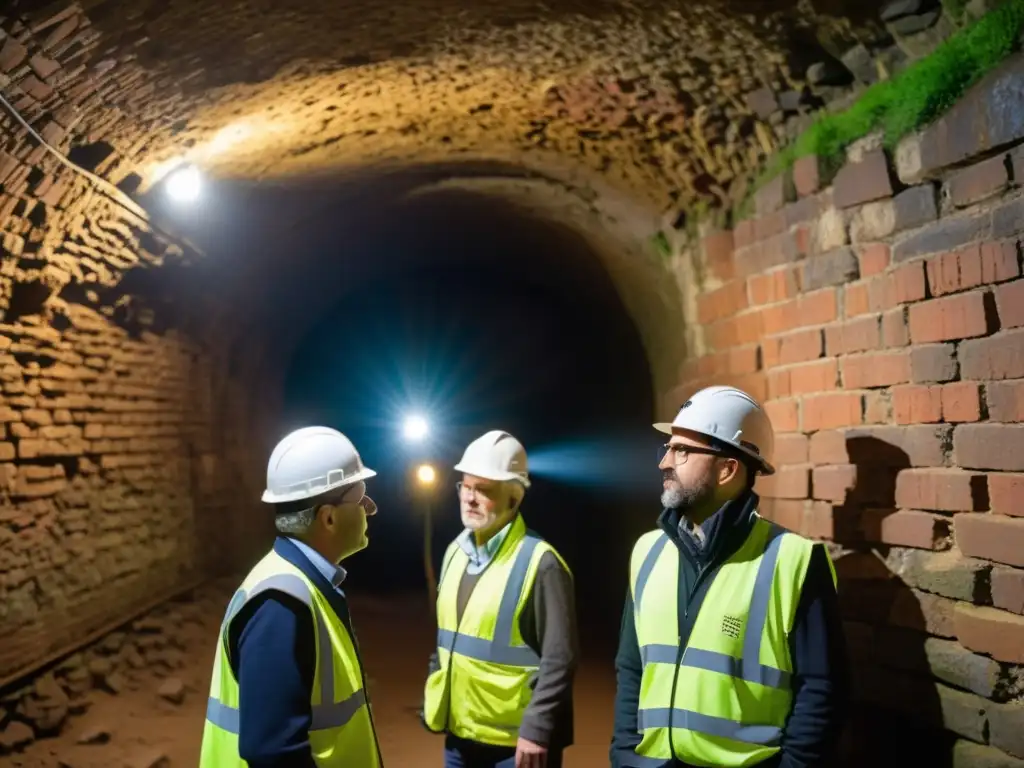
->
[834, 149, 895, 209]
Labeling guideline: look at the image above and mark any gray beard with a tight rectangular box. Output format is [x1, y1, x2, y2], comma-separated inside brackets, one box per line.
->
[661, 480, 714, 512]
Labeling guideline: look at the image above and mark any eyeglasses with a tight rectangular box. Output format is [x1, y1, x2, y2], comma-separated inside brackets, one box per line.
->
[455, 481, 500, 501]
[658, 443, 726, 466]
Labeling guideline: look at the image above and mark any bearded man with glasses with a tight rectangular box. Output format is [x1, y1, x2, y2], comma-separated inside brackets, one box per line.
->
[611, 386, 849, 768]
[421, 430, 579, 768]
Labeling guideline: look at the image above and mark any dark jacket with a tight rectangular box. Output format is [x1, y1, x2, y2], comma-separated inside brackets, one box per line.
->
[225, 537, 383, 767]
[610, 492, 848, 768]
[423, 524, 580, 749]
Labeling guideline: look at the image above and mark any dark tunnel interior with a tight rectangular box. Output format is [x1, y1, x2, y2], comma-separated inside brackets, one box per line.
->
[153, 169, 665, 652]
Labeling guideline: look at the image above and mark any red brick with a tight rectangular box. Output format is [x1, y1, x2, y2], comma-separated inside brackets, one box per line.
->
[863, 390, 892, 424]
[697, 280, 748, 324]
[844, 281, 870, 318]
[798, 288, 839, 327]
[926, 246, 985, 297]
[895, 468, 988, 511]
[804, 501, 857, 541]
[889, 589, 957, 637]
[748, 267, 800, 306]
[954, 513, 1024, 567]
[727, 346, 760, 375]
[761, 337, 781, 369]
[833, 149, 895, 209]
[954, 424, 1024, 471]
[989, 473, 1024, 517]
[842, 351, 910, 389]
[756, 465, 809, 499]
[774, 433, 809, 465]
[765, 399, 800, 432]
[808, 430, 849, 464]
[980, 240, 1020, 284]
[767, 368, 791, 399]
[778, 329, 823, 365]
[907, 290, 997, 343]
[793, 155, 820, 197]
[811, 464, 857, 502]
[954, 603, 1024, 664]
[881, 308, 909, 347]
[910, 343, 958, 383]
[858, 243, 891, 277]
[825, 316, 880, 356]
[703, 230, 735, 281]
[762, 498, 806, 532]
[947, 154, 1009, 208]
[959, 328, 1024, 381]
[892, 384, 942, 425]
[845, 424, 950, 468]
[788, 359, 838, 395]
[890, 261, 927, 304]
[991, 567, 1024, 615]
[803, 393, 863, 431]
[762, 300, 799, 335]
[941, 381, 981, 422]
[734, 219, 756, 249]
[995, 278, 1024, 329]
[861, 509, 951, 549]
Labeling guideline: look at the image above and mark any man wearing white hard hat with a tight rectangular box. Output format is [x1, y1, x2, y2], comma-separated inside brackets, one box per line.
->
[611, 386, 848, 768]
[200, 426, 384, 767]
[422, 430, 579, 768]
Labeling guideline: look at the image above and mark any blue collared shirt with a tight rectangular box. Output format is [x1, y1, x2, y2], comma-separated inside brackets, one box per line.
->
[456, 516, 515, 575]
[287, 537, 347, 592]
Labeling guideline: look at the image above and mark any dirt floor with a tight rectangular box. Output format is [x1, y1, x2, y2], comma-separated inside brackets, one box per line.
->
[7, 587, 618, 767]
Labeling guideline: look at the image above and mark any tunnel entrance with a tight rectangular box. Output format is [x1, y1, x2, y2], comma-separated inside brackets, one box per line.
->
[271, 184, 660, 650]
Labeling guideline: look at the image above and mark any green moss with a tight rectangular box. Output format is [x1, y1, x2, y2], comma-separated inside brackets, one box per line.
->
[942, 0, 969, 21]
[743, 0, 1024, 212]
[650, 230, 672, 259]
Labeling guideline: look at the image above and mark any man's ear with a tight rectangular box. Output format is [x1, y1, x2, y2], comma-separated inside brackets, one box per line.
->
[719, 458, 741, 485]
[316, 504, 335, 530]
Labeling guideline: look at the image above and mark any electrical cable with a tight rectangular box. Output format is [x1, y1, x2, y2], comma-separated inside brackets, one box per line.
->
[0, 87, 185, 245]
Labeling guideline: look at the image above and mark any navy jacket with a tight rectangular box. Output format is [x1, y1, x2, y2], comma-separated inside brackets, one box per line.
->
[225, 537, 383, 767]
[610, 492, 849, 768]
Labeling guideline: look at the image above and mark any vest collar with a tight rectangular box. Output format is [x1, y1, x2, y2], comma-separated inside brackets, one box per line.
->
[658, 490, 760, 563]
[272, 536, 352, 622]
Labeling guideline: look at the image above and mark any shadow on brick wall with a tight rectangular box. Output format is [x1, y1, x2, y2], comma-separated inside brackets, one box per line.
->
[833, 434, 955, 768]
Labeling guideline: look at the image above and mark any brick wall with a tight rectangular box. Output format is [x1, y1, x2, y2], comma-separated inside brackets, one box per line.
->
[0, 8, 276, 690]
[669, 56, 1024, 765]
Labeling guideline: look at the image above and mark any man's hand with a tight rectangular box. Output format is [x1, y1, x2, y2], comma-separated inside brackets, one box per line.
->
[515, 737, 548, 768]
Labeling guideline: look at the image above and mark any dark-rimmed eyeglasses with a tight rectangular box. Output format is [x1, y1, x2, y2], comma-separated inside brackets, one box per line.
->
[658, 443, 727, 466]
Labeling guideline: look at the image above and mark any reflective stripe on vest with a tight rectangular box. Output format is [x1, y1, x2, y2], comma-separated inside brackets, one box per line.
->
[630, 515, 833, 767]
[199, 552, 381, 768]
[422, 514, 570, 747]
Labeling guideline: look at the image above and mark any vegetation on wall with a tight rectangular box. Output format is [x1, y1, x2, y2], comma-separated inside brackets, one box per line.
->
[752, 0, 1024, 197]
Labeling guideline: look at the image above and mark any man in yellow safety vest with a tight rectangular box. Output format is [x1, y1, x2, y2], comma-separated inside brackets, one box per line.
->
[611, 386, 848, 768]
[422, 430, 579, 768]
[199, 426, 384, 767]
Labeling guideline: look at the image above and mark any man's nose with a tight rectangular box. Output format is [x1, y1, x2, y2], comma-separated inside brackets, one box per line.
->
[361, 496, 377, 516]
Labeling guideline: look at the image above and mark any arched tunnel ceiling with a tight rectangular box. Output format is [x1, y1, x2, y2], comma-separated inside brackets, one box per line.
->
[56, 0, 892, 212]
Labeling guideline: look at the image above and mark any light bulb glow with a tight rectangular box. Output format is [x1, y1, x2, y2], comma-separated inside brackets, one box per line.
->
[403, 415, 429, 441]
[416, 464, 436, 486]
[165, 164, 202, 202]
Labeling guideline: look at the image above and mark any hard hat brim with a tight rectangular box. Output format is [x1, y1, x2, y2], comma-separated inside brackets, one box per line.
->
[652, 422, 674, 435]
[261, 466, 378, 504]
[453, 461, 531, 488]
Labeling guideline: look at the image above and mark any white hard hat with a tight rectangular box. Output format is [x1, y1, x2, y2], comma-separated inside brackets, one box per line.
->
[262, 426, 377, 504]
[653, 386, 776, 475]
[454, 430, 531, 488]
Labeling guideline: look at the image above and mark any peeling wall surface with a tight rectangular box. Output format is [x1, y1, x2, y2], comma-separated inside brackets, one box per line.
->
[1, 0, 1023, 763]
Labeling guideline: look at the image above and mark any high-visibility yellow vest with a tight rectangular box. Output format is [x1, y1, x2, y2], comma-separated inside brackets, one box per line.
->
[199, 549, 382, 767]
[630, 514, 836, 768]
[422, 514, 570, 747]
